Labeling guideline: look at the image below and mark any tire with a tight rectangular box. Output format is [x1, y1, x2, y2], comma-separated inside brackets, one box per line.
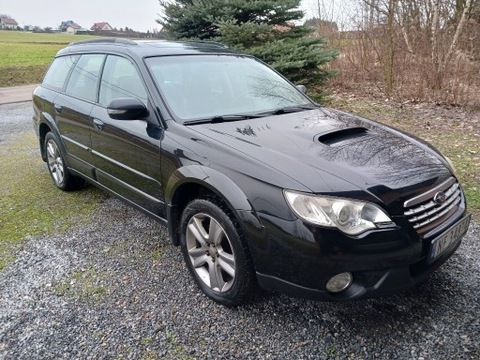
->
[44, 132, 85, 191]
[180, 198, 256, 306]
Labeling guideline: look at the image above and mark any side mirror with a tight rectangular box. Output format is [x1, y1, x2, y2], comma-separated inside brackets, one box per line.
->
[296, 85, 307, 94]
[107, 97, 149, 120]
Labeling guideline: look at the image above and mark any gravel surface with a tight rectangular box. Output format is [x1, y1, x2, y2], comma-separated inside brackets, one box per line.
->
[1, 102, 479, 359]
[0, 102, 33, 143]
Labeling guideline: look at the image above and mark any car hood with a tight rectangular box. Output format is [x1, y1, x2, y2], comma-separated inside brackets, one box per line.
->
[190, 107, 451, 202]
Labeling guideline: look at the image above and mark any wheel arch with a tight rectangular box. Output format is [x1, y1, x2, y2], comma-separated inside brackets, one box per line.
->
[165, 165, 260, 246]
[38, 122, 52, 161]
[37, 111, 61, 162]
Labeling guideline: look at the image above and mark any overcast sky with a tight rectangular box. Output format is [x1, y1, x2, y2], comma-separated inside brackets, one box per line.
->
[1, 0, 355, 33]
[1, 0, 162, 32]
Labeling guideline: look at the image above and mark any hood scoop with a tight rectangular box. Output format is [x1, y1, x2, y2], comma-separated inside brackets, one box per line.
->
[316, 127, 372, 146]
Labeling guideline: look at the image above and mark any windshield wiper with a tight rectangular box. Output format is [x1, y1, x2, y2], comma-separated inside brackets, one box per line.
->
[268, 104, 318, 115]
[184, 113, 265, 125]
[183, 105, 317, 125]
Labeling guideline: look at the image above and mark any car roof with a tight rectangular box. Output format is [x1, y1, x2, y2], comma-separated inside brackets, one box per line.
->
[56, 38, 240, 58]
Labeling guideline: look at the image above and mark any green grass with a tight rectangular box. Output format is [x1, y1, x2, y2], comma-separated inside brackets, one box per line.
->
[0, 30, 96, 44]
[0, 43, 67, 68]
[0, 30, 96, 86]
[0, 132, 102, 269]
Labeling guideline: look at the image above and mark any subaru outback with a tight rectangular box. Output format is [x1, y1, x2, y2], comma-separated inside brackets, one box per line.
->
[33, 39, 470, 306]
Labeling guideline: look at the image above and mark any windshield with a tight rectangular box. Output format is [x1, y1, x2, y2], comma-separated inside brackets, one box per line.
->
[145, 55, 313, 122]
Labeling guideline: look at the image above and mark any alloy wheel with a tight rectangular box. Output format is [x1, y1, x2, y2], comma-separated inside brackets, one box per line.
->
[46, 138, 65, 186]
[185, 213, 236, 292]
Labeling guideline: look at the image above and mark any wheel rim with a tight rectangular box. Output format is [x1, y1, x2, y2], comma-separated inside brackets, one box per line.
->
[46, 139, 65, 186]
[186, 213, 236, 292]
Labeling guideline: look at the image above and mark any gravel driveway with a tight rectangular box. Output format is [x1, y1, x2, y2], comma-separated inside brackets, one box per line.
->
[1, 102, 479, 359]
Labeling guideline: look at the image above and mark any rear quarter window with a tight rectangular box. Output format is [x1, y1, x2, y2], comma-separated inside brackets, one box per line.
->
[42, 55, 79, 90]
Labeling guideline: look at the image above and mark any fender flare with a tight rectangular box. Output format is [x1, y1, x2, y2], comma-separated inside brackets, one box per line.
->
[38, 112, 63, 161]
[164, 165, 263, 245]
[165, 165, 253, 211]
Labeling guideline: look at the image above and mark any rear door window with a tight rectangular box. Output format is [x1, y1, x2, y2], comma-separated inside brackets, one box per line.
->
[65, 54, 105, 102]
[99, 55, 148, 107]
[42, 55, 79, 90]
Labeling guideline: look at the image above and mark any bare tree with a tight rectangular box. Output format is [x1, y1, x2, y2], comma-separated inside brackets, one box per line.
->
[338, 0, 479, 104]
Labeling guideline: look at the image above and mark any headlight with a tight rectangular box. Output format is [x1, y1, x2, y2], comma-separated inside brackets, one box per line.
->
[284, 191, 393, 236]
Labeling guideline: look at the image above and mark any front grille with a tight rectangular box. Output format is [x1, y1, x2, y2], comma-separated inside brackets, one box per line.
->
[404, 177, 462, 234]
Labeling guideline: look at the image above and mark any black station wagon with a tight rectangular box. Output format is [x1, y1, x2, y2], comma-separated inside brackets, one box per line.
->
[33, 39, 471, 306]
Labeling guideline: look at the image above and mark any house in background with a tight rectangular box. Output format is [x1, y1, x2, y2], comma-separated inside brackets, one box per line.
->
[91, 22, 113, 32]
[59, 20, 83, 34]
[0, 15, 18, 30]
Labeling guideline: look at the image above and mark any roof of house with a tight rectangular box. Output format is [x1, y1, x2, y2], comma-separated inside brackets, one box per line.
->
[60, 20, 82, 30]
[0, 16, 18, 25]
[91, 22, 112, 30]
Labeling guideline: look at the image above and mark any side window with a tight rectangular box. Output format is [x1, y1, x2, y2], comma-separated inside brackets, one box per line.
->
[99, 55, 148, 107]
[42, 55, 79, 90]
[65, 54, 105, 102]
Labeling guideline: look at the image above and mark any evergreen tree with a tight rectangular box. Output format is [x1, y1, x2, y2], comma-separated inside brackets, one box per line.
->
[158, 0, 338, 98]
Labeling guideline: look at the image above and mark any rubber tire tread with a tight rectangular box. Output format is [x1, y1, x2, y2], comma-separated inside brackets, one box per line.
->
[179, 198, 256, 307]
[44, 132, 85, 191]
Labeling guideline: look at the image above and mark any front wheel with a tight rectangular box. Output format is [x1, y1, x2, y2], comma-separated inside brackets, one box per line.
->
[44, 132, 85, 191]
[180, 198, 256, 306]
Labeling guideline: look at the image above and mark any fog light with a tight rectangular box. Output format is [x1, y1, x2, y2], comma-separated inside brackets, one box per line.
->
[326, 272, 353, 293]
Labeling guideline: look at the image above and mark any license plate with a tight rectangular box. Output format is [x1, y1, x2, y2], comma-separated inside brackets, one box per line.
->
[428, 214, 471, 263]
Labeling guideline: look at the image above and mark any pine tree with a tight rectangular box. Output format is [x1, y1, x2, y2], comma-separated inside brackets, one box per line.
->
[158, 0, 338, 99]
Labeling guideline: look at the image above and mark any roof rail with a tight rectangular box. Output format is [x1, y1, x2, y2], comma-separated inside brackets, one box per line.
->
[68, 38, 137, 47]
[186, 40, 229, 49]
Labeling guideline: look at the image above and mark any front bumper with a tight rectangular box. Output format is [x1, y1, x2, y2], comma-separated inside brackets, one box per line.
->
[249, 210, 469, 301]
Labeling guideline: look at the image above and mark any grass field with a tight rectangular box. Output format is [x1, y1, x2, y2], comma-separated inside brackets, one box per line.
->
[0, 30, 96, 86]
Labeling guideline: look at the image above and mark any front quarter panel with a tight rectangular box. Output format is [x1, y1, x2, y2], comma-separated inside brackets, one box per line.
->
[165, 164, 254, 212]
[164, 164, 267, 253]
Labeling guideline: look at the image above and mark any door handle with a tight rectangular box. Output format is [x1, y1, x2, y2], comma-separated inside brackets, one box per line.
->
[54, 104, 62, 113]
[93, 118, 104, 131]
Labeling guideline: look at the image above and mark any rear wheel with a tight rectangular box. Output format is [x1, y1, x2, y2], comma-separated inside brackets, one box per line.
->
[44, 132, 85, 191]
[180, 198, 255, 306]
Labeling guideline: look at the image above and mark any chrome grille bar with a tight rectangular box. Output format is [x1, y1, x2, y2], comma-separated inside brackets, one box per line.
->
[404, 177, 462, 234]
[404, 177, 455, 208]
[411, 196, 460, 229]
[405, 186, 460, 219]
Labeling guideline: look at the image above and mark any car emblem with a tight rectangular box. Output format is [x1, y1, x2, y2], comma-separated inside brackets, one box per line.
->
[433, 191, 447, 205]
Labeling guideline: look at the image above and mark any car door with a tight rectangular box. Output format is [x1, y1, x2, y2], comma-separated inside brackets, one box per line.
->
[90, 54, 165, 218]
[55, 54, 105, 178]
